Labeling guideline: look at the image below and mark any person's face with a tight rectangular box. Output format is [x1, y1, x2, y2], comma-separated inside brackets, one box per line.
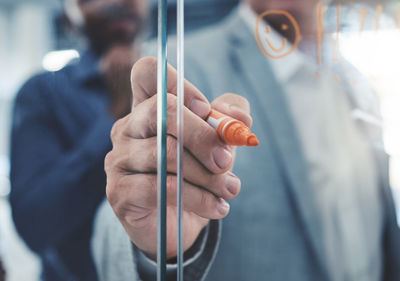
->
[76, 0, 149, 52]
[246, 0, 317, 20]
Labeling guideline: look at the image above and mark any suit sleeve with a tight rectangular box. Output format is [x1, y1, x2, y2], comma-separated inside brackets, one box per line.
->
[378, 151, 400, 281]
[10, 75, 114, 254]
[91, 201, 221, 281]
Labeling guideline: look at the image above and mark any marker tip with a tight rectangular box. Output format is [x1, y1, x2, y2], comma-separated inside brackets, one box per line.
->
[247, 135, 259, 147]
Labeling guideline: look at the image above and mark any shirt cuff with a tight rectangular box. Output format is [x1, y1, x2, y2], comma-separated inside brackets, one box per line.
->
[133, 220, 221, 281]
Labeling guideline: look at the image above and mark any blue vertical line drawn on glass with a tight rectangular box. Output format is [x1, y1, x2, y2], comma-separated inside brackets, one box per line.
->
[176, 0, 185, 280]
[157, 0, 168, 280]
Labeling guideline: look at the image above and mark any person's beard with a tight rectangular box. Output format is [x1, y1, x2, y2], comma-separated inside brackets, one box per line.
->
[82, 3, 146, 55]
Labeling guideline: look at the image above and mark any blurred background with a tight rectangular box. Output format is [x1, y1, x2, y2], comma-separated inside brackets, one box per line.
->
[0, 0, 400, 280]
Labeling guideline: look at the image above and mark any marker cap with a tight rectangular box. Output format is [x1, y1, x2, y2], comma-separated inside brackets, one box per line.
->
[207, 109, 259, 147]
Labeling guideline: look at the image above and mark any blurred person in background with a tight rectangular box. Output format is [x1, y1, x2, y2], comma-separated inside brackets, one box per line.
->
[9, 0, 149, 280]
[92, 0, 400, 280]
[0, 258, 5, 281]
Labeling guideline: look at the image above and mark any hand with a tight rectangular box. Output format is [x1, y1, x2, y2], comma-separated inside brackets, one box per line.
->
[105, 57, 252, 259]
[100, 45, 140, 119]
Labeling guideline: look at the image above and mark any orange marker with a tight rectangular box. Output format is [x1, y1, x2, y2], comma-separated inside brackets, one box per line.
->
[206, 110, 259, 147]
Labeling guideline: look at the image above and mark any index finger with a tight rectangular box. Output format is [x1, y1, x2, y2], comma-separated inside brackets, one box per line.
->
[131, 57, 211, 119]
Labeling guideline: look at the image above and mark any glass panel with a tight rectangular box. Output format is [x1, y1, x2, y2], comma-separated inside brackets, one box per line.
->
[1, 1, 400, 281]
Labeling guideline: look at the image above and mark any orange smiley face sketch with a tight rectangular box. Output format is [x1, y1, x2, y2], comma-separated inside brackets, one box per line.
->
[255, 10, 302, 59]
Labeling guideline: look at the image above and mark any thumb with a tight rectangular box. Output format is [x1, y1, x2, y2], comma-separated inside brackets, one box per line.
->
[211, 93, 253, 128]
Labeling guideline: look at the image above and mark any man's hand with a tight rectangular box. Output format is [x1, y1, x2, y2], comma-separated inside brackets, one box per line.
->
[105, 57, 252, 260]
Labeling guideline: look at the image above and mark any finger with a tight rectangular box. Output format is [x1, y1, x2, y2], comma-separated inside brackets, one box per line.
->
[131, 57, 211, 119]
[211, 93, 253, 127]
[128, 94, 233, 173]
[109, 114, 132, 146]
[108, 173, 230, 220]
[112, 136, 241, 200]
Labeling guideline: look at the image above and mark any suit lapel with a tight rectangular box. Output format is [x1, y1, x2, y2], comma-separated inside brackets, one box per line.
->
[224, 13, 330, 278]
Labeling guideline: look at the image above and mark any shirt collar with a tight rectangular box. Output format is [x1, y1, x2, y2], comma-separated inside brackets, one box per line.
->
[239, 3, 305, 83]
[73, 50, 102, 83]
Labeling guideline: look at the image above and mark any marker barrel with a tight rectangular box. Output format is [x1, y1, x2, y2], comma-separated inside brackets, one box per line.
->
[206, 110, 259, 147]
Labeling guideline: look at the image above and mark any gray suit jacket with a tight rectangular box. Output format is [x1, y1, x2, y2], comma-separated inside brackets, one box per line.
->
[92, 10, 400, 281]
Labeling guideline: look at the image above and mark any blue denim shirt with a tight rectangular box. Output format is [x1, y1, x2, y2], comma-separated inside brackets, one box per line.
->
[10, 51, 114, 281]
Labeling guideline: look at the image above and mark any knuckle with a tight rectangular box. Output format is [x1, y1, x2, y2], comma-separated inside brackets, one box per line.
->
[188, 129, 223, 174]
[149, 96, 158, 114]
[199, 189, 212, 209]
[166, 175, 176, 195]
[149, 100, 158, 127]
[143, 95, 156, 113]
[133, 174, 154, 206]
[168, 82, 177, 95]
[110, 125, 118, 143]
[193, 125, 213, 144]
[125, 146, 139, 171]
[110, 119, 123, 143]
[132, 57, 157, 79]
[107, 175, 140, 210]
[104, 151, 115, 173]
[166, 94, 177, 112]
[150, 143, 158, 168]
[106, 179, 119, 207]
[146, 175, 157, 199]
[166, 136, 177, 164]
[140, 97, 158, 138]
[146, 97, 158, 120]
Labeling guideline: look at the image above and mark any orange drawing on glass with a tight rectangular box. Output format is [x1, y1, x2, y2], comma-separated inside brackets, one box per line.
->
[334, 4, 343, 63]
[316, 3, 324, 77]
[375, 5, 383, 33]
[359, 8, 368, 36]
[255, 10, 301, 59]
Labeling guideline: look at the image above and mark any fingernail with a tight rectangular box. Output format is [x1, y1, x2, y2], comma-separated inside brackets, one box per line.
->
[229, 104, 243, 112]
[212, 147, 232, 169]
[189, 100, 210, 118]
[217, 198, 230, 216]
[226, 174, 241, 195]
